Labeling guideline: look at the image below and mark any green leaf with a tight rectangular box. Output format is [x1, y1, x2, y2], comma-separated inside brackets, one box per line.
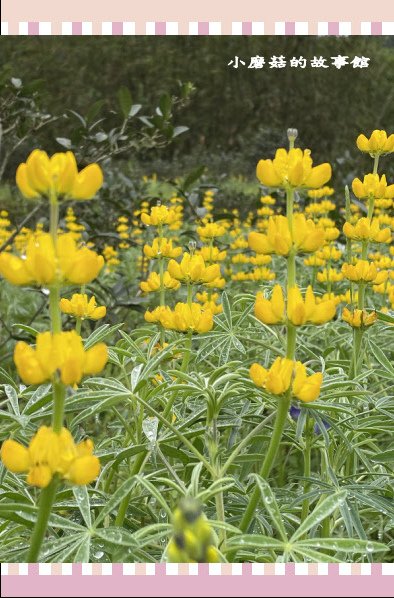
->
[290, 491, 347, 542]
[182, 166, 205, 192]
[296, 538, 388, 553]
[72, 486, 91, 528]
[95, 527, 138, 548]
[94, 477, 138, 527]
[84, 323, 123, 349]
[74, 535, 91, 563]
[225, 535, 284, 552]
[371, 449, 394, 463]
[253, 475, 288, 542]
[4, 385, 20, 416]
[117, 86, 132, 119]
[368, 340, 394, 376]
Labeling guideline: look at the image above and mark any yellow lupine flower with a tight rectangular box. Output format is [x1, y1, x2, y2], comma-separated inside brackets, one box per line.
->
[342, 307, 377, 328]
[59, 294, 106, 320]
[197, 246, 227, 263]
[0, 426, 100, 488]
[254, 285, 285, 325]
[317, 268, 344, 283]
[14, 330, 108, 386]
[286, 286, 336, 325]
[256, 148, 331, 189]
[196, 222, 226, 239]
[143, 237, 182, 259]
[343, 218, 391, 243]
[248, 214, 325, 256]
[342, 260, 388, 284]
[0, 233, 104, 286]
[260, 195, 276, 205]
[250, 358, 322, 402]
[304, 255, 326, 267]
[316, 246, 342, 261]
[141, 205, 178, 227]
[168, 253, 220, 285]
[140, 271, 180, 293]
[352, 174, 394, 200]
[145, 302, 214, 334]
[16, 150, 103, 200]
[195, 291, 223, 315]
[250, 357, 294, 395]
[356, 130, 394, 156]
[307, 186, 334, 199]
[292, 362, 323, 403]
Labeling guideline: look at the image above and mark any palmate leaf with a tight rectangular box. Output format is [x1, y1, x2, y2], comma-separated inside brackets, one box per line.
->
[253, 475, 288, 542]
[290, 491, 347, 542]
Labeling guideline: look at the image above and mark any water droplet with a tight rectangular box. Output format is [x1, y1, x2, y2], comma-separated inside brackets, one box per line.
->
[264, 497, 273, 505]
[94, 551, 104, 559]
[366, 542, 374, 553]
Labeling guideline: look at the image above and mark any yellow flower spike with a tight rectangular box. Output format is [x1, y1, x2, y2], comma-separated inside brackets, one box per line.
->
[13, 330, 108, 386]
[0, 426, 100, 488]
[168, 253, 220, 285]
[141, 205, 178, 227]
[143, 237, 182, 260]
[140, 271, 180, 293]
[342, 307, 377, 328]
[256, 148, 331, 190]
[197, 246, 227, 263]
[352, 174, 394, 201]
[16, 150, 103, 200]
[292, 362, 323, 403]
[248, 215, 325, 256]
[342, 260, 388, 284]
[287, 286, 336, 326]
[307, 186, 334, 199]
[0, 233, 104, 287]
[254, 285, 285, 325]
[317, 268, 344, 283]
[146, 303, 214, 334]
[356, 130, 394, 156]
[196, 222, 226, 239]
[60, 294, 106, 320]
[343, 218, 392, 243]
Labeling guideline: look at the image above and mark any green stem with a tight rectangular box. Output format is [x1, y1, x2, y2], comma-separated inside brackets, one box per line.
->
[187, 283, 193, 306]
[27, 477, 59, 562]
[49, 285, 61, 333]
[114, 452, 147, 526]
[286, 324, 297, 359]
[300, 416, 312, 527]
[159, 257, 165, 307]
[75, 317, 82, 336]
[239, 395, 291, 532]
[162, 332, 192, 421]
[52, 377, 66, 433]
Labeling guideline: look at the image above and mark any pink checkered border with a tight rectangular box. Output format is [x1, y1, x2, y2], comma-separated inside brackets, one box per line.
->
[1, 563, 394, 576]
[1, 21, 394, 35]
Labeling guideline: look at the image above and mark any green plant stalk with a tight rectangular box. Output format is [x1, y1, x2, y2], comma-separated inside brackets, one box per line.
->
[162, 331, 193, 424]
[238, 395, 291, 532]
[52, 377, 66, 433]
[114, 452, 147, 526]
[75, 317, 82, 336]
[27, 477, 59, 562]
[300, 416, 312, 527]
[211, 417, 227, 547]
[239, 185, 296, 534]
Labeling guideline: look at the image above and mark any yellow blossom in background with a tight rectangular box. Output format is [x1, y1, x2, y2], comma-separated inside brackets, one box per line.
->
[143, 237, 182, 260]
[196, 222, 226, 239]
[356, 130, 394, 156]
[16, 150, 103, 200]
[342, 307, 377, 328]
[342, 260, 388, 284]
[343, 218, 391, 243]
[140, 271, 180, 293]
[168, 253, 220, 285]
[195, 291, 223, 314]
[0, 426, 100, 488]
[260, 195, 276, 205]
[197, 246, 227, 263]
[60, 294, 106, 320]
[256, 148, 331, 190]
[352, 174, 394, 201]
[307, 186, 335, 199]
[0, 233, 104, 286]
[14, 330, 108, 386]
[316, 246, 342, 261]
[317, 268, 344, 283]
